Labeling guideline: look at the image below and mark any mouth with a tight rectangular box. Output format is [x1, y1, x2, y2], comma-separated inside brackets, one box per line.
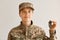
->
[24, 17, 29, 18]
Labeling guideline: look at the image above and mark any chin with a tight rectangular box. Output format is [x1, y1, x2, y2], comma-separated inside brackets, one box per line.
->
[24, 19, 31, 22]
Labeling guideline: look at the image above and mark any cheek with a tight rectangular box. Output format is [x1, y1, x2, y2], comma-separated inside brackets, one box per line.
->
[29, 15, 32, 18]
[19, 14, 23, 18]
[30, 14, 33, 17]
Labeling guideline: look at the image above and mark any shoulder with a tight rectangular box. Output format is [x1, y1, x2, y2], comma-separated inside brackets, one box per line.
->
[30, 25, 45, 36]
[8, 25, 20, 34]
[8, 25, 23, 38]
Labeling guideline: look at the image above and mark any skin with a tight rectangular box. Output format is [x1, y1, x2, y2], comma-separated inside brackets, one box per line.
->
[50, 21, 56, 32]
[19, 7, 56, 31]
[19, 7, 33, 27]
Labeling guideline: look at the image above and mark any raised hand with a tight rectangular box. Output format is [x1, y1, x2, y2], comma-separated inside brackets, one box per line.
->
[48, 20, 56, 31]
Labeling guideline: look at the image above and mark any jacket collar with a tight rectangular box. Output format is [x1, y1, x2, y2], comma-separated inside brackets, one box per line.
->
[20, 20, 33, 28]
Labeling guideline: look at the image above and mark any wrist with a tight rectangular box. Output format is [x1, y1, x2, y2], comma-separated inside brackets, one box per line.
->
[49, 29, 56, 34]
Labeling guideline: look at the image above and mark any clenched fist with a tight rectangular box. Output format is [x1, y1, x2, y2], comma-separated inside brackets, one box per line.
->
[49, 20, 56, 31]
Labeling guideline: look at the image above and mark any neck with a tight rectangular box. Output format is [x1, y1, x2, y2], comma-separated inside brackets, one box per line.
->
[22, 21, 31, 27]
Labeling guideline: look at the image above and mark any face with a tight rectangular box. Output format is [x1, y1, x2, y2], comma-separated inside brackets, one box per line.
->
[19, 7, 33, 22]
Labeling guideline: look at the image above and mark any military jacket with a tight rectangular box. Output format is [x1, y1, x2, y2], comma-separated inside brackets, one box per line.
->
[8, 21, 56, 40]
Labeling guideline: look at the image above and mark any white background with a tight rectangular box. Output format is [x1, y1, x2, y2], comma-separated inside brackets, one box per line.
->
[0, 0, 60, 40]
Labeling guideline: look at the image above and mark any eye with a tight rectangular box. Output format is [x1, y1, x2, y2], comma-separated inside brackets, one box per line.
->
[20, 9, 27, 14]
[28, 10, 30, 13]
[28, 10, 32, 13]
[23, 11, 26, 13]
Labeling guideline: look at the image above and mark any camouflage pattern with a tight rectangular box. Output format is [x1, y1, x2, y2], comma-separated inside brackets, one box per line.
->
[19, 2, 34, 11]
[8, 21, 56, 40]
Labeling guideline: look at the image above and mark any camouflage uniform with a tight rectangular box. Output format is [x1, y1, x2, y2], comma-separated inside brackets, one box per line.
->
[8, 21, 56, 40]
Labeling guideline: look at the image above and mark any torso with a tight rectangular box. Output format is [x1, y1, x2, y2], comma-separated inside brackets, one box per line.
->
[10, 25, 45, 40]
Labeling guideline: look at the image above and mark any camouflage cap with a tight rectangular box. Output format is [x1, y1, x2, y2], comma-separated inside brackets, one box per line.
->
[19, 2, 34, 11]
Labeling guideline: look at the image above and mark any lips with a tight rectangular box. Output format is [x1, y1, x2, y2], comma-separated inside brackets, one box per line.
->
[24, 17, 29, 18]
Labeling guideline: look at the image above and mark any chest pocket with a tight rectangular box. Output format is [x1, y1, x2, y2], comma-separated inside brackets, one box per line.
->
[11, 30, 25, 40]
[27, 27, 44, 40]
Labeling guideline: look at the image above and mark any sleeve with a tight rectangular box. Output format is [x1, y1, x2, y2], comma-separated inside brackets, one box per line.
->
[35, 27, 50, 40]
[7, 31, 12, 40]
[43, 36, 50, 40]
[43, 31, 50, 40]
[43, 30, 57, 40]
[49, 30, 57, 40]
